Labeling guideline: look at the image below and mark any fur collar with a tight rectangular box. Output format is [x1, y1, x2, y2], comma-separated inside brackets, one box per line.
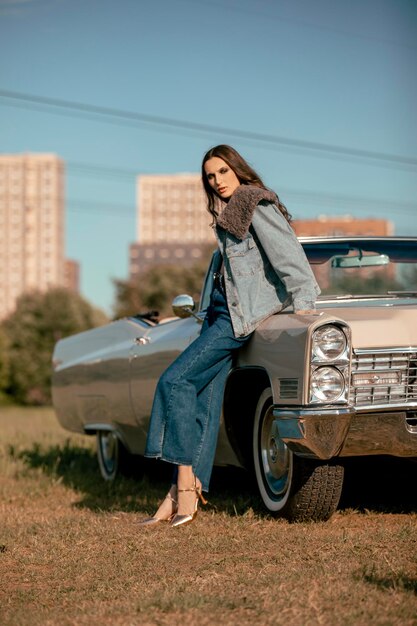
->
[216, 185, 277, 240]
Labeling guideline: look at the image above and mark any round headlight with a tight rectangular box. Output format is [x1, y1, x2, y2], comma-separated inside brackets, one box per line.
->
[311, 366, 345, 402]
[312, 325, 347, 361]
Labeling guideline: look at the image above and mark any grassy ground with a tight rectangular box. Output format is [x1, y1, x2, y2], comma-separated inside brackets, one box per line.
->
[0, 407, 416, 626]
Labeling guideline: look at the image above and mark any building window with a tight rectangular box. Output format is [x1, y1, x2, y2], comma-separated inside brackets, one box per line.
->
[191, 249, 202, 258]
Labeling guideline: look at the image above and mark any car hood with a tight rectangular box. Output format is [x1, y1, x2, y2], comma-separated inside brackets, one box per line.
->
[320, 303, 417, 349]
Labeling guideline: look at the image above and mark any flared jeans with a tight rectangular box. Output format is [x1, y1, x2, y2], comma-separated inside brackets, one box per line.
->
[144, 286, 252, 491]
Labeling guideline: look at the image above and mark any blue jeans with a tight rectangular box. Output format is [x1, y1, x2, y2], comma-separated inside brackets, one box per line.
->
[144, 286, 252, 491]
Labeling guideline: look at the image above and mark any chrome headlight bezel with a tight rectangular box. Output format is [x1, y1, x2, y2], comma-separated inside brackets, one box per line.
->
[309, 322, 352, 405]
[310, 365, 347, 403]
[311, 324, 349, 363]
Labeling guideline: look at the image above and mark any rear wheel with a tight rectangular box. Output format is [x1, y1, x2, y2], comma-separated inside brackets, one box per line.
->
[253, 389, 344, 522]
[96, 431, 134, 481]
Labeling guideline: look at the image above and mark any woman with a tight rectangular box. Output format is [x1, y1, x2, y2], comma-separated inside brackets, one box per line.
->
[140, 145, 320, 528]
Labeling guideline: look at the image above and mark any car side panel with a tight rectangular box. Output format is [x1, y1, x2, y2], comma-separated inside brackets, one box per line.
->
[52, 319, 147, 436]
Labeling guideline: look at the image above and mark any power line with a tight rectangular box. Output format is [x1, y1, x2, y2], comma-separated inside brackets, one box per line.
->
[1, 89, 416, 170]
[67, 207, 134, 218]
[64, 160, 417, 217]
[280, 188, 417, 216]
[67, 199, 135, 214]
[67, 161, 145, 180]
[180, 0, 417, 51]
[65, 193, 416, 217]
[63, 160, 417, 217]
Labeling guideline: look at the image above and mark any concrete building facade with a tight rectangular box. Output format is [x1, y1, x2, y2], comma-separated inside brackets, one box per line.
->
[0, 153, 66, 319]
[137, 173, 212, 243]
[130, 173, 215, 277]
[292, 215, 394, 238]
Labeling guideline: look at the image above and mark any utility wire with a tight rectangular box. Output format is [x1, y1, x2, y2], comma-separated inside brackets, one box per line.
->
[66, 193, 416, 217]
[179, 0, 417, 51]
[64, 161, 417, 217]
[1, 89, 416, 170]
[67, 161, 147, 180]
[280, 188, 417, 216]
[64, 160, 417, 216]
[67, 161, 417, 215]
[67, 200, 135, 213]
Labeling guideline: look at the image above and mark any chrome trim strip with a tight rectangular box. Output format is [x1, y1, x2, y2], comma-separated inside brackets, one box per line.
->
[354, 347, 417, 354]
[348, 402, 417, 413]
[273, 406, 355, 419]
[84, 423, 115, 432]
[299, 236, 417, 244]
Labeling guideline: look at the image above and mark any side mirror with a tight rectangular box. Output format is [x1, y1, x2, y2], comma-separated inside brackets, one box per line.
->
[172, 294, 196, 319]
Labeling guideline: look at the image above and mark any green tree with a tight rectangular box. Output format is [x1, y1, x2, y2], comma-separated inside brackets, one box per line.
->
[321, 271, 403, 296]
[398, 265, 417, 291]
[2, 288, 108, 405]
[113, 246, 214, 319]
[0, 327, 10, 397]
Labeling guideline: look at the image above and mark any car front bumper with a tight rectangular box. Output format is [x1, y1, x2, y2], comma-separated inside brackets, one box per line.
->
[274, 406, 417, 459]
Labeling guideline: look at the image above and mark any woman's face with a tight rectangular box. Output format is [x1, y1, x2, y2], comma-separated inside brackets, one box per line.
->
[204, 156, 240, 201]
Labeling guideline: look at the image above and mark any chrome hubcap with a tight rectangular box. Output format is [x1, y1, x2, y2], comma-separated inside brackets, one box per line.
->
[269, 437, 278, 463]
[99, 432, 118, 474]
[260, 406, 291, 497]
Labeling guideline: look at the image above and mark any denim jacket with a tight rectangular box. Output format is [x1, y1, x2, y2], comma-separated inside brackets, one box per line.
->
[212, 186, 320, 337]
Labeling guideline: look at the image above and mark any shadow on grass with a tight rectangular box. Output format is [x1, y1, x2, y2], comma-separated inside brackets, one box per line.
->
[339, 456, 417, 515]
[11, 440, 259, 516]
[356, 568, 417, 595]
[12, 441, 417, 517]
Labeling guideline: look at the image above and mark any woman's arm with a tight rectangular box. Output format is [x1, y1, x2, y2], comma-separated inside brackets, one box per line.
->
[251, 202, 320, 311]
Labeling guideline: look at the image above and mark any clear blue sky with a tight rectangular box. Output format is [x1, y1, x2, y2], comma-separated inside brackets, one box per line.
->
[1, 0, 416, 315]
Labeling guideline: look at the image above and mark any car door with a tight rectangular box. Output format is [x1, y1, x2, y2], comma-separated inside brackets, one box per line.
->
[129, 314, 203, 438]
[128, 254, 216, 448]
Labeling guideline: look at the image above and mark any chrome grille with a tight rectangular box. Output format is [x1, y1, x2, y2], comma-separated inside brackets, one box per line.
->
[351, 350, 417, 407]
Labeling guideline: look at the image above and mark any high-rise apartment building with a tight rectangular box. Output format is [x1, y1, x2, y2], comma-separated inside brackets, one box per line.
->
[137, 173, 212, 243]
[130, 173, 215, 276]
[0, 153, 66, 319]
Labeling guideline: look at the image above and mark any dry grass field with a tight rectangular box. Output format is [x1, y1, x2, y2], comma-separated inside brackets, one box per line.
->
[0, 407, 416, 626]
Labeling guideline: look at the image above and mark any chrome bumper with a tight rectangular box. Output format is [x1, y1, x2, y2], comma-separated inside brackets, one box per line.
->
[274, 407, 353, 460]
[274, 406, 417, 460]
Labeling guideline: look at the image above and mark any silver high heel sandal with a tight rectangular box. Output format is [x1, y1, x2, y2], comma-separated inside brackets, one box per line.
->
[170, 479, 207, 528]
[138, 488, 178, 527]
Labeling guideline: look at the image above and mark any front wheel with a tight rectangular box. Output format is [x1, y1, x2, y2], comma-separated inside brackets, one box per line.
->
[253, 389, 344, 522]
[96, 431, 134, 481]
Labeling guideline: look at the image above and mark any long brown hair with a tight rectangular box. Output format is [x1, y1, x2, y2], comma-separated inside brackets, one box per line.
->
[201, 144, 291, 224]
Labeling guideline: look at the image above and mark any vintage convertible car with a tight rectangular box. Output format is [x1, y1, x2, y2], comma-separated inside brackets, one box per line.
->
[52, 236, 417, 521]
